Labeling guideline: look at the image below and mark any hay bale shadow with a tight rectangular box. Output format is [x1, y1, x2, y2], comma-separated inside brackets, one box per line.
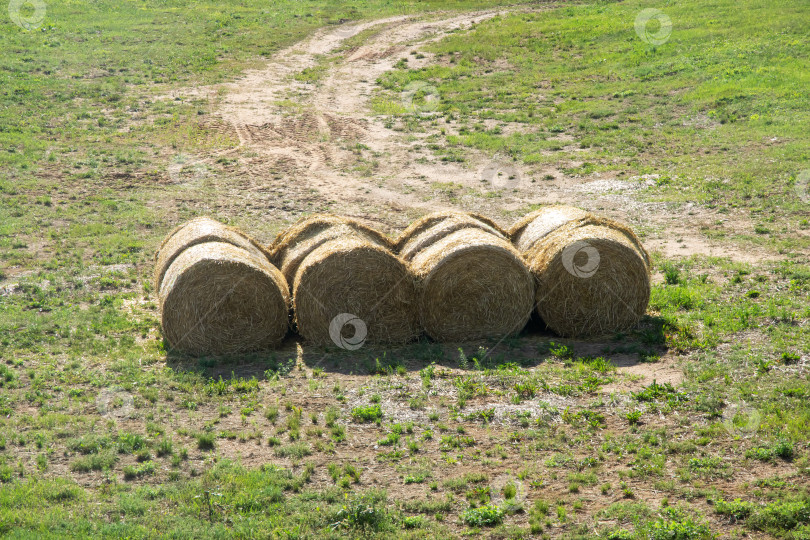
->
[163, 313, 669, 377]
[165, 335, 300, 380]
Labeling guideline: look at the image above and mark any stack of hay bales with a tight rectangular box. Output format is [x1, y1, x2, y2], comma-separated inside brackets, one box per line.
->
[269, 214, 419, 346]
[155, 217, 290, 356]
[510, 206, 650, 338]
[396, 211, 535, 342]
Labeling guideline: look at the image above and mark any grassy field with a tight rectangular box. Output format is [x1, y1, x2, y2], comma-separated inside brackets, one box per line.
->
[1, 0, 809, 538]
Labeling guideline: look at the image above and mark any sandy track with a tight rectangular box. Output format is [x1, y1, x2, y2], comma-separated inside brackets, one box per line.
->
[165, 8, 784, 261]
[213, 11, 506, 216]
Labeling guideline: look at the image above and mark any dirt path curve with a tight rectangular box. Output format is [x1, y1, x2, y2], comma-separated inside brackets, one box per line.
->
[213, 10, 507, 220]
[176, 7, 782, 262]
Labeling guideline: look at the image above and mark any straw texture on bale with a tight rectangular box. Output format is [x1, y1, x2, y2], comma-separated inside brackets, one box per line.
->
[395, 211, 506, 254]
[270, 214, 394, 285]
[397, 211, 507, 259]
[154, 217, 270, 291]
[272, 214, 419, 346]
[509, 206, 590, 253]
[397, 211, 534, 342]
[512, 206, 651, 338]
[158, 242, 290, 356]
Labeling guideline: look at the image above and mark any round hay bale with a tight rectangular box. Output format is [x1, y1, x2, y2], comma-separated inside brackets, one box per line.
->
[509, 206, 590, 252]
[397, 212, 534, 342]
[154, 217, 270, 291]
[396, 211, 506, 258]
[515, 206, 651, 338]
[270, 214, 394, 285]
[159, 242, 290, 356]
[274, 215, 418, 346]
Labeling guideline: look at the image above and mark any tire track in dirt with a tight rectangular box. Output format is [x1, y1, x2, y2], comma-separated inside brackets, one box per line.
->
[190, 8, 786, 262]
[215, 11, 506, 218]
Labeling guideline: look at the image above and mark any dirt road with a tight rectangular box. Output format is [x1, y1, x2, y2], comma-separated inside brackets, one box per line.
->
[169, 8, 775, 262]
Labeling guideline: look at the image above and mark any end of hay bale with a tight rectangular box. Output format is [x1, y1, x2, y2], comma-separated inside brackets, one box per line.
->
[528, 222, 650, 338]
[292, 236, 419, 346]
[159, 242, 290, 356]
[154, 217, 271, 292]
[405, 222, 535, 342]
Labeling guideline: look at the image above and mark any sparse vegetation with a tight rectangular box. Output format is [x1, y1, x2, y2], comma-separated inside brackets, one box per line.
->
[352, 404, 384, 423]
[462, 504, 505, 527]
